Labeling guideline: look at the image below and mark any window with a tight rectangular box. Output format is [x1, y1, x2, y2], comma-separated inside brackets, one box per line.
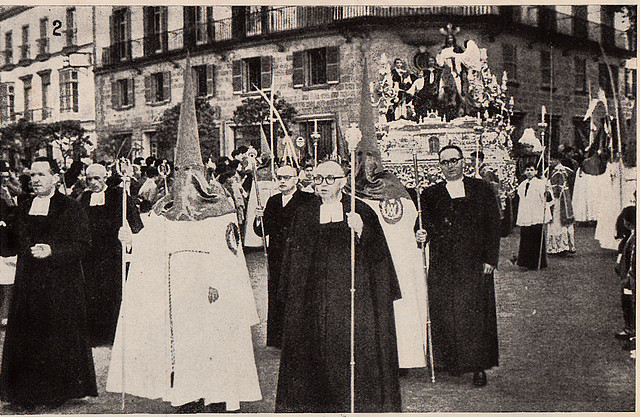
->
[298, 119, 335, 161]
[183, 6, 214, 48]
[195, 6, 213, 44]
[574, 57, 586, 93]
[428, 136, 440, 153]
[38, 18, 49, 56]
[192, 64, 214, 97]
[65, 7, 76, 46]
[0, 83, 15, 123]
[22, 77, 32, 120]
[111, 78, 135, 110]
[572, 6, 588, 38]
[292, 46, 339, 88]
[59, 69, 79, 112]
[625, 69, 636, 99]
[143, 6, 168, 55]
[144, 72, 171, 104]
[4, 31, 12, 65]
[540, 114, 561, 155]
[232, 56, 271, 93]
[39, 71, 50, 119]
[540, 49, 552, 86]
[502, 44, 517, 82]
[20, 25, 29, 61]
[599, 62, 618, 97]
[110, 8, 131, 62]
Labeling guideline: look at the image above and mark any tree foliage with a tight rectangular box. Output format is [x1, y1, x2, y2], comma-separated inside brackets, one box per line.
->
[154, 98, 221, 161]
[0, 119, 91, 165]
[232, 94, 297, 140]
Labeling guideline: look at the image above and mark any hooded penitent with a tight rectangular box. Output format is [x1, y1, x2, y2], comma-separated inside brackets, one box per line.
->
[346, 44, 427, 370]
[154, 56, 235, 221]
[106, 56, 262, 410]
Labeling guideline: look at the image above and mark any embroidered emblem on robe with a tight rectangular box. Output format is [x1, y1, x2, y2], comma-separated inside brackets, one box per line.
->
[379, 198, 403, 224]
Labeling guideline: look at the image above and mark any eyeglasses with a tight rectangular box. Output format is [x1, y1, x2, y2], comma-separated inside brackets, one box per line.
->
[439, 157, 462, 167]
[313, 175, 344, 185]
[275, 175, 294, 181]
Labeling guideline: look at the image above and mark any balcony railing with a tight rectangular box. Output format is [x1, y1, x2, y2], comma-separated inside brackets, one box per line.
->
[12, 108, 51, 123]
[98, 5, 633, 68]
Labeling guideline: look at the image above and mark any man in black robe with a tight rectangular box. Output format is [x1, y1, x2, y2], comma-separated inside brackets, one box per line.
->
[416, 145, 500, 387]
[79, 163, 143, 347]
[254, 165, 312, 349]
[0, 157, 98, 409]
[275, 161, 402, 413]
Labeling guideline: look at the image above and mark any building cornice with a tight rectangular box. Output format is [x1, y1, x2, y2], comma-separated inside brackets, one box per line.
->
[0, 6, 32, 22]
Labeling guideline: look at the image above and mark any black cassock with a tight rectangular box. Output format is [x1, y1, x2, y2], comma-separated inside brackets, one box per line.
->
[79, 186, 143, 346]
[275, 194, 401, 413]
[255, 189, 313, 348]
[0, 192, 98, 407]
[420, 177, 501, 375]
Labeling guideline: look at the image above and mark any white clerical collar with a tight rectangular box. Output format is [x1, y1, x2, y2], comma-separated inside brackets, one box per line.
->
[282, 191, 294, 207]
[89, 189, 106, 206]
[445, 177, 466, 199]
[29, 190, 55, 216]
[319, 200, 344, 224]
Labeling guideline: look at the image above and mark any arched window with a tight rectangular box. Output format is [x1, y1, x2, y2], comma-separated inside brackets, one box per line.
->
[429, 136, 440, 153]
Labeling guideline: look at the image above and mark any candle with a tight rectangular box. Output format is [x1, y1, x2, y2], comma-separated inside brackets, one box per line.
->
[541, 106, 546, 124]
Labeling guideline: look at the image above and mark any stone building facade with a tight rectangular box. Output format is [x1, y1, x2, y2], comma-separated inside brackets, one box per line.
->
[0, 6, 97, 162]
[91, 6, 636, 161]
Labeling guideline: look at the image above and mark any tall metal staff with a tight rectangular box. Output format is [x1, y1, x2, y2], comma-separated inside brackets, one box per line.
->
[251, 160, 268, 258]
[537, 107, 549, 270]
[115, 157, 132, 410]
[412, 150, 435, 383]
[344, 124, 361, 413]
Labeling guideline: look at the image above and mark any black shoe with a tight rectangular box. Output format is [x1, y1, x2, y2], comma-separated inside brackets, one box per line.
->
[204, 402, 227, 413]
[615, 329, 635, 341]
[175, 398, 205, 414]
[473, 371, 487, 387]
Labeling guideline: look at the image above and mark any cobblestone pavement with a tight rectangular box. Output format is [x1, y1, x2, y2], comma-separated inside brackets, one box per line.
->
[0, 225, 635, 414]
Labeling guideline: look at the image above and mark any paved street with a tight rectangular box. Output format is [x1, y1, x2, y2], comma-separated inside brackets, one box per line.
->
[0, 225, 635, 413]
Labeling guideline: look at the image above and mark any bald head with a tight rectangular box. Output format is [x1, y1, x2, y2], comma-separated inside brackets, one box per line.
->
[276, 165, 297, 177]
[315, 161, 346, 203]
[316, 160, 345, 177]
[86, 163, 108, 193]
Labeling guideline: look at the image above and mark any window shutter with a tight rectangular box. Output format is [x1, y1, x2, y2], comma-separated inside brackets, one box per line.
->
[206, 6, 215, 42]
[326, 46, 339, 84]
[261, 56, 272, 90]
[111, 80, 120, 109]
[0, 83, 7, 123]
[128, 78, 135, 107]
[183, 7, 196, 49]
[143, 7, 152, 55]
[144, 75, 152, 103]
[232, 60, 243, 93]
[161, 7, 168, 51]
[163, 72, 171, 102]
[292, 51, 304, 88]
[109, 13, 115, 47]
[206, 64, 214, 96]
[125, 8, 132, 59]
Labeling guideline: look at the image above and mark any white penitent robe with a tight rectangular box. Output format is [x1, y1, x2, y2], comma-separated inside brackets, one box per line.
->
[362, 197, 427, 368]
[244, 180, 276, 247]
[106, 213, 262, 410]
[595, 163, 637, 250]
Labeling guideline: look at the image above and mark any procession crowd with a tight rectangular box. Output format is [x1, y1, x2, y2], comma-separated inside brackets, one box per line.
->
[0, 132, 634, 413]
